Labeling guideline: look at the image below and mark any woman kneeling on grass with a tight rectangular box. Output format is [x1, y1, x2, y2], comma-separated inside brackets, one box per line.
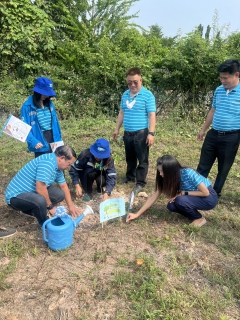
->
[126, 155, 218, 227]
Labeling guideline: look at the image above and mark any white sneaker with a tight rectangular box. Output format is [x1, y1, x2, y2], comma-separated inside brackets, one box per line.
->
[191, 217, 207, 227]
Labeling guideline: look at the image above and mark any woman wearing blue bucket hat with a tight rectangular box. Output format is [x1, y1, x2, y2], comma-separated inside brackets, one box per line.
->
[20, 77, 62, 157]
[69, 139, 117, 202]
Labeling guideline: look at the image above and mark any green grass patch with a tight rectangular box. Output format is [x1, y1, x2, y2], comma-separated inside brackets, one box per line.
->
[0, 237, 35, 290]
[0, 113, 239, 319]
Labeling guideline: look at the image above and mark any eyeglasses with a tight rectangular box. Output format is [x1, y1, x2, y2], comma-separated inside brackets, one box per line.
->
[127, 81, 139, 86]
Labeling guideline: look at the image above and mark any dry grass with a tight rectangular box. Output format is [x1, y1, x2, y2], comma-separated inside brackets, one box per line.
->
[0, 114, 239, 320]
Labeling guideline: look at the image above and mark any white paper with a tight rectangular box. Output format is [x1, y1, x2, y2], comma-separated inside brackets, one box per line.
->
[50, 140, 64, 152]
[1, 115, 32, 142]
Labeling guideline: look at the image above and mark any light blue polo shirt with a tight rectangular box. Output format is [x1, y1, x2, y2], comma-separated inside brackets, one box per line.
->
[120, 86, 156, 132]
[212, 82, 240, 131]
[180, 168, 212, 191]
[36, 107, 52, 131]
[5, 153, 65, 204]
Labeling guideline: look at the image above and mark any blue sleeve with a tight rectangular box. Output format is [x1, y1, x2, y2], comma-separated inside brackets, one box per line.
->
[120, 95, 125, 110]
[55, 171, 66, 184]
[69, 165, 80, 185]
[187, 169, 203, 187]
[36, 161, 56, 185]
[69, 152, 88, 185]
[21, 103, 40, 149]
[212, 89, 218, 109]
[105, 158, 117, 193]
[120, 90, 130, 111]
[36, 161, 65, 185]
[50, 101, 62, 141]
[146, 92, 156, 113]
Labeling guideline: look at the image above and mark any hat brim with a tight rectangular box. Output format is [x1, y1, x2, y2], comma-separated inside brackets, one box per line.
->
[90, 145, 110, 159]
[33, 86, 56, 97]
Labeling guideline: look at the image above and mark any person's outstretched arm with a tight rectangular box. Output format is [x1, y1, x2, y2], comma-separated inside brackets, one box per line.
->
[126, 190, 160, 223]
[59, 182, 82, 217]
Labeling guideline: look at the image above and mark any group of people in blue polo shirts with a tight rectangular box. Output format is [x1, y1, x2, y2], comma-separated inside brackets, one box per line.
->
[2, 59, 240, 238]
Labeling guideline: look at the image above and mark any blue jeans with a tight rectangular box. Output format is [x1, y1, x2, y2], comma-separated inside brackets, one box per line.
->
[123, 129, 149, 187]
[9, 185, 65, 225]
[167, 186, 218, 221]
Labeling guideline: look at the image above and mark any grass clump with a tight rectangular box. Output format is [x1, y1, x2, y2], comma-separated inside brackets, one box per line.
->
[0, 114, 239, 319]
[0, 237, 33, 290]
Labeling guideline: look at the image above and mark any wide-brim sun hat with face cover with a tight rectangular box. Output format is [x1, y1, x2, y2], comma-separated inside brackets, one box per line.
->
[32, 77, 56, 97]
[90, 138, 111, 159]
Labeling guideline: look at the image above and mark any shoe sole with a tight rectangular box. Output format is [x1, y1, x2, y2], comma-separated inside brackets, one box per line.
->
[0, 231, 16, 239]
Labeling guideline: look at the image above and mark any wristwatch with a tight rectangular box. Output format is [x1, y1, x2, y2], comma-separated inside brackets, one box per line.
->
[104, 191, 111, 196]
[148, 132, 155, 136]
[47, 203, 54, 210]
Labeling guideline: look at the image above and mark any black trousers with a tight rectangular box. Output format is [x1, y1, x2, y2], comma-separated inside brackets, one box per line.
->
[9, 185, 65, 226]
[35, 130, 53, 158]
[86, 171, 106, 194]
[123, 129, 149, 187]
[197, 129, 240, 194]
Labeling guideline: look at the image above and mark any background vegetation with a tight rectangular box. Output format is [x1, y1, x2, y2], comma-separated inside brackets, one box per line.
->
[1, 0, 240, 120]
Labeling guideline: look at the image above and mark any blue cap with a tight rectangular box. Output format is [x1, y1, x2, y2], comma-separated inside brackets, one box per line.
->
[90, 139, 111, 159]
[32, 77, 56, 96]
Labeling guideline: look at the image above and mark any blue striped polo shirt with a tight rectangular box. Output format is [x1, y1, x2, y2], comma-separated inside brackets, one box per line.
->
[180, 168, 212, 191]
[212, 82, 240, 131]
[36, 107, 52, 131]
[120, 86, 156, 132]
[5, 153, 65, 204]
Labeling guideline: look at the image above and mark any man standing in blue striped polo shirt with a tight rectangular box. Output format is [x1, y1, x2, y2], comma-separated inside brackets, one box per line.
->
[113, 67, 156, 194]
[5, 146, 81, 226]
[197, 59, 240, 197]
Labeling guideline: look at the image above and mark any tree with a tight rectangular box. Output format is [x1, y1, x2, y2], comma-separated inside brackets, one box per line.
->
[148, 24, 164, 38]
[39, 0, 139, 44]
[205, 25, 211, 39]
[226, 32, 240, 57]
[152, 32, 228, 116]
[0, 0, 55, 76]
[145, 24, 177, 47]
[197, 24, 204, 37]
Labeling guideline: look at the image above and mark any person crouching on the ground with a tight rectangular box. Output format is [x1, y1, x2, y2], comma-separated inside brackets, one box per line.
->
[126, 155, 218, 227]
[21, 77, 62, 158]
[69, 139, 117, 202]
[5, 146, 81, 226]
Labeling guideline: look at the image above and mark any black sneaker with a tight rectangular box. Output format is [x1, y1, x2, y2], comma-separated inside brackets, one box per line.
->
[133, 185, 143, 194]
[0, 227, 16, 239]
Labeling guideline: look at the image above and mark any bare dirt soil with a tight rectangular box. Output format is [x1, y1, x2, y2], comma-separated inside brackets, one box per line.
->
[0, 175, 239, 320]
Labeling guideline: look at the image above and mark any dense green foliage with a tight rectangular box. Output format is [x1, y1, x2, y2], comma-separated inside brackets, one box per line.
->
[0, 0, 240, 118]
